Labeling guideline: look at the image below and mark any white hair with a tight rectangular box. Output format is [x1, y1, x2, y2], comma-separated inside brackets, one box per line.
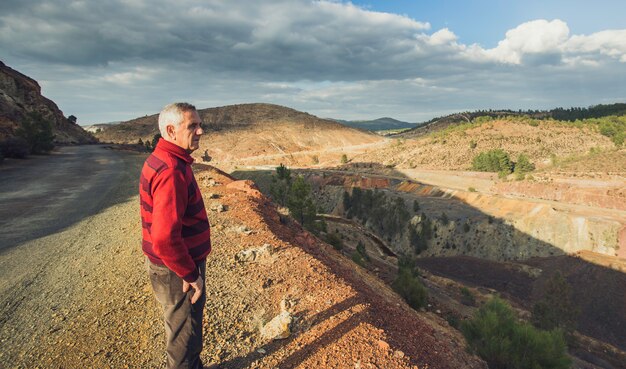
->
[157, 102, 197, 137]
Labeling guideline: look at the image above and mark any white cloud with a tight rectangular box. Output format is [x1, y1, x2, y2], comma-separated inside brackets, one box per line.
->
[566, 30, 626, 62]
[482, 19, 570, 64]
[428, 28, 458, 46]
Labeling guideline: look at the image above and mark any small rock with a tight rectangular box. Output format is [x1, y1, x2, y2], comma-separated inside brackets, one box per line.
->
[262, 279, 273, 289]
[235, 244, 273, 263]
[260, 311, 292, 340]
[235, 225, 252, 234]
[393, 350, 405, 359]
[257, 348, 266, 354]
[377, 340, 390, 351]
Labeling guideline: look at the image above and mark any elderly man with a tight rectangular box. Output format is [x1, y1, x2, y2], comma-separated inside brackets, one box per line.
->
[139, 102, 211, 369]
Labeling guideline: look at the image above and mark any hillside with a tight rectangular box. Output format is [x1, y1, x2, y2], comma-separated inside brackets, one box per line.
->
[355, 117, 625, 176]
[95, 103, 387, 168]
[0, 61, 95, 144]
[333, 117, 418, 131]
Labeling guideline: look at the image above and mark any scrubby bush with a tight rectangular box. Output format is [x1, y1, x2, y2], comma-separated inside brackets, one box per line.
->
[325, 232, 343, 250]
[409, 213, 432, 255]
[15, 112, 55, 154]
[288, 175, 317, 230]
[514, 154, 535, 174]
[392, 264, 427, 310]
[440, 212, 449, 225]
[472, 149, 513, 174]
[269, 164, 319, 232]
[597, 117, 625, 146]
[532, 271, 579, 336]
[356, 241, 370, 262]
[340, 154, 348, 164]
[0, 136, 30, 158]
[351, 251, 366, 266]
[462, 297, 571, 369]
[460, 287, 476, 306]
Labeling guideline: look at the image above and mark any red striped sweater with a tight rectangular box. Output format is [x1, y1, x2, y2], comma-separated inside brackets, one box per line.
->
[139, 138, 211, 282]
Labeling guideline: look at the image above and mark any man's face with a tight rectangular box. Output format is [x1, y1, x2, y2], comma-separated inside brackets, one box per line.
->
[169, 110, 203, 153]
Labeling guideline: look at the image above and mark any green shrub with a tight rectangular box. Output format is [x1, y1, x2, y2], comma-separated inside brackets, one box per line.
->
[392, 265, 428, 310]
[15, 112, 55, 154]
[440, 212, 449, 225]
[468, 187, 477, 192]
[340, 154, 348, 164]
[532, 271, 579, 336]
[325, 232, 343, 250]
[356, 241, 370, 262]
[460, 287, 476, 306]
[351, 251, 366, 267]
[514, 154, 535, 174]
[472, 149, 513, 174]
[151, 133, 161, 149]
[462, 297, 571, 369]
[0, 136, 30, 158]
[469, 140, 477, 149]
[287, 176, 317, 230]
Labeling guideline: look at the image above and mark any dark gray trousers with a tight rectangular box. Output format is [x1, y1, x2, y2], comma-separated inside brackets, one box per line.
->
[146, 258, 206, 369]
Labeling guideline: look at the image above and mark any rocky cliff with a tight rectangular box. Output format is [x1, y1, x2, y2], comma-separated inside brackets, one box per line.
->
[0, 60, 95, 144]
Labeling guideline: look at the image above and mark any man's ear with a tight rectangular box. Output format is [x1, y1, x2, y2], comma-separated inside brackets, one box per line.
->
[166, 124, 176, 140]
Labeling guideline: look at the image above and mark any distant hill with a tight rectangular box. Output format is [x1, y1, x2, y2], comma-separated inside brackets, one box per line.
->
[96, 103, 386, 167]
[82, 122, 121, 133]
[332, 117, 417, 131]
[399, 103, 626, 138]
[0, 60, 95, 144]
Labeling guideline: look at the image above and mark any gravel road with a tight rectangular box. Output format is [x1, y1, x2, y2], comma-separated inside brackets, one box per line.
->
[0, 145, 149, 368]
[0, 145, 140, 251]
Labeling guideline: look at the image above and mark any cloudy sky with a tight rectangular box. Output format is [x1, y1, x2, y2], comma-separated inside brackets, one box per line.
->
[1, 0, 625, 125]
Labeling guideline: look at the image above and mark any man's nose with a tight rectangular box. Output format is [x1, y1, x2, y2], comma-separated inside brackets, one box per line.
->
[196, 127, 204, 135]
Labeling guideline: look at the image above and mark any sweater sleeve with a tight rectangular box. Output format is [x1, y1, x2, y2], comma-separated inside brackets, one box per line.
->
[151, 167, 199, 282]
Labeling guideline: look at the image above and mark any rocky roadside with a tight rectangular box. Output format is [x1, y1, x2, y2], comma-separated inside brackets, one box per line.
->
[0, 163, 486, 369]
